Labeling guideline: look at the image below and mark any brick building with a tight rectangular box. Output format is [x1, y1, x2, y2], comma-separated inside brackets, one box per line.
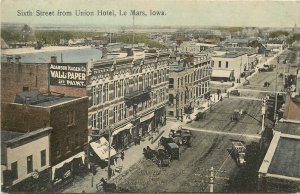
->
[1, 56, 49, 103]
[87, 51, 169, 150]
[1, 91, 88, 187]
[167, 52, 212, 118]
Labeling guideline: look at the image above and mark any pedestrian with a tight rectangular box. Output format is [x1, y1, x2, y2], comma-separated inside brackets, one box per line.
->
[220, 96, 223, 101]
[121, 151, 125, 161]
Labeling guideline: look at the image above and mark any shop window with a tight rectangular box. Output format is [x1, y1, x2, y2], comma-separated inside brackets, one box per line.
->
[27, 155, 33, 174]
[11, 161, 18, 180]
[41, 150, 46, 167]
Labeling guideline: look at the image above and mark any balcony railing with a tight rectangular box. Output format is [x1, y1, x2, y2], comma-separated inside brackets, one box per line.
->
[124, 86, 151, 107]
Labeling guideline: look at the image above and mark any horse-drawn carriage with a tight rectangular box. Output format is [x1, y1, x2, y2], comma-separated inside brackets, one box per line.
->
[168, 127, 192, 147]
[96, 177, 129, 192]
[143, 146, 171, 167]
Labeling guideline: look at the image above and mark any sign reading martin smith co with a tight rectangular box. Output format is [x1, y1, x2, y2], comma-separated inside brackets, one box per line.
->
[49, 63, 87, 87]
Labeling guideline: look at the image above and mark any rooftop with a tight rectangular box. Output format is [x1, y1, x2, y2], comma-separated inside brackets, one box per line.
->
[268, 136, 300, 178]
[14, 90, 77, 107]
[276, 120, 300, 136]
[283, 94, 300, 121]
[259, 132, 300, 180]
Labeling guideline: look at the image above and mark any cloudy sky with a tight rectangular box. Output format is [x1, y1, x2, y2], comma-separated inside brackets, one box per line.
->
[1, 0, 300, 27]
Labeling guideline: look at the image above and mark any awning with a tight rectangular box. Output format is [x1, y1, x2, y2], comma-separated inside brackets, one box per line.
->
[90, 137, 117, 161]
[140, 112, 154, 123]
[51, 151, 85, 180]
[112, 123, 133, 136]
[211, 69, 233, 78]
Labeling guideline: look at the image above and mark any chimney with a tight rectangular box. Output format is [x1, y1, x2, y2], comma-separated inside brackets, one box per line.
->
[50, 56, 57, 64]
[7, 55, 13, 63]
[15, 55, 21, 63]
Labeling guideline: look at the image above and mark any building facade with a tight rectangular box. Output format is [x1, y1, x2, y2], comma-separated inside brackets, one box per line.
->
[211, 52, 249, 81]
[1, 127, 52, 192]
[87, 51, 169, 150]
[167, 52, 212, 118]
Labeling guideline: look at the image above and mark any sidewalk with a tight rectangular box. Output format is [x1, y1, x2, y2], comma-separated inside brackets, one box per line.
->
[62, 121, 181, 193]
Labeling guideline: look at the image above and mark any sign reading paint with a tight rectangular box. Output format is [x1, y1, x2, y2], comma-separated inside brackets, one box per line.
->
[49, 63, 87, 87]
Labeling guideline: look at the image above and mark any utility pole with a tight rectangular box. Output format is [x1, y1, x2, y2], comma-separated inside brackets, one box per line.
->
[261, 98, 266, 134]
[209, 167, 214, 193]
[273, 57, 279, 122]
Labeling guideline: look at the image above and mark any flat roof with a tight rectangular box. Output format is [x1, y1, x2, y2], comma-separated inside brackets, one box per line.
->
[14, 90, 78, 107]
[1, 131, 24, 142]
[34, 96, 77, 107]
[277, 121, 300, 136]
[259, 132, 300, 180]
[268, 136, 300, 178]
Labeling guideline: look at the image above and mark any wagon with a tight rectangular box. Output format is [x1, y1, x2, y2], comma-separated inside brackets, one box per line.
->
[231, 109, 240, 121]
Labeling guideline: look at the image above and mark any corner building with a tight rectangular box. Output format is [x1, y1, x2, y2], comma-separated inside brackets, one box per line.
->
[88, 52, 169, 151]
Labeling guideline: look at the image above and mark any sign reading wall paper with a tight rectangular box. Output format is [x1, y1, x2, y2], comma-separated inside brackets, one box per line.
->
[49, 63, 87, 88]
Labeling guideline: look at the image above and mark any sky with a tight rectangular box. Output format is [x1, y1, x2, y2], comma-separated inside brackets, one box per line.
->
[1, 0, 300, 28]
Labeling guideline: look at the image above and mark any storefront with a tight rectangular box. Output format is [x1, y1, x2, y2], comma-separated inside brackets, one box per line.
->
[51, 152, 85, 190]
[139, 112, 155, 137]
[155, 107, 166, 129]
[2, 168, 52, 192]
[111, 123, 133, 151]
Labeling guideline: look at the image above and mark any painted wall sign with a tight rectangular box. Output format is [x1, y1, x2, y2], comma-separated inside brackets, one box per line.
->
[49, 63, 87, 87]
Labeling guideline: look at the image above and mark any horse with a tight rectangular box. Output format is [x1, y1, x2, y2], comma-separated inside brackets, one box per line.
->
[100, 177, 117, 192]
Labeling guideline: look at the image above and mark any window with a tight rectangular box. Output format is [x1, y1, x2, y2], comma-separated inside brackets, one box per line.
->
[124, 104, 127, 118]
[226, 61, 229, 68]
[119, 104, 124, 121]
[66, 137, 70, 151]
[41, 150, 46, 167]
[103, 109, 109, 129]
[113, 106, 118, 123]
[98, 111, 103, 130]
[68, 110, 75, 126]
[23, 86, 29, 91]
[92, 86, 97, 105]
[169, 78, 174, 89]
[75, 133, 79, 147]
[212, 61, 214, 67]
[27, 155, 33, 174]
[103, 83, 108, 102]
[98, 84, 102, 104]
[120, 80, 124, 96]
[114, 81, 118, 99]
[11, 161, 18, 180]
[56, 142, 61, 157]
[218, 61, 222, 68]
[92, 113, 97, 128]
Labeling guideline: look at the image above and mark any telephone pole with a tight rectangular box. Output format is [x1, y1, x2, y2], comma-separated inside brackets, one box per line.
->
[273, 57, 279, 122]
[209, 167, 214, 193]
